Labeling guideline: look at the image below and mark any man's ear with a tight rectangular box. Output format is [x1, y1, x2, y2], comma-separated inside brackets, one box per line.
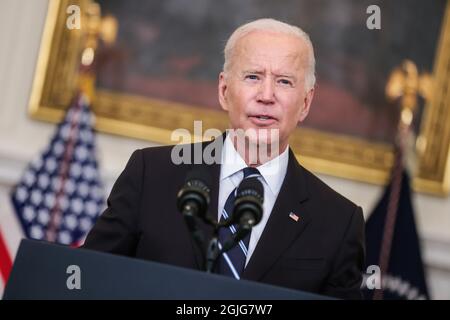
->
[218, 72, 229, 111]
[298, 87, 315, 122]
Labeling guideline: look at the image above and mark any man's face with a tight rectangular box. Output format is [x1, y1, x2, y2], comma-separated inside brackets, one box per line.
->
[219, 31, 314, 153]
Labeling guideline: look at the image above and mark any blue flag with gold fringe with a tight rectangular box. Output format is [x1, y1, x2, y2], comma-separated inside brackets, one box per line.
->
[363, 170, 429, 300]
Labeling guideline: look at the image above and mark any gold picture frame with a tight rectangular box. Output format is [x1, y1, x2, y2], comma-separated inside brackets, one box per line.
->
[29, 0, 450, 196]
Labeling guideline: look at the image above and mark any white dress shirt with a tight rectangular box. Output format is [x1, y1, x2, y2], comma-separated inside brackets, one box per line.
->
[218, 134, 289, 266]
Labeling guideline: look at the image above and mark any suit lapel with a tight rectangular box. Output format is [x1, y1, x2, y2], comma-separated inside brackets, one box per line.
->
[242, 149, 311, 281]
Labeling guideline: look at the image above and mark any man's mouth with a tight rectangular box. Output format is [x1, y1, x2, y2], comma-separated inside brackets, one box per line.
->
[248, 114, 278, 125]
[249, 114, 277, 120]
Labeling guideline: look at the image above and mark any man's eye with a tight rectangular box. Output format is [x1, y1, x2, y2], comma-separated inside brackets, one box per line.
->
[245, 75, 259, 80]
[278, 79, 293, 86]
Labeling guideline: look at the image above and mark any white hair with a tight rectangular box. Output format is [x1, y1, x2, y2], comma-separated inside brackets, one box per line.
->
[223, 18, 316, 91]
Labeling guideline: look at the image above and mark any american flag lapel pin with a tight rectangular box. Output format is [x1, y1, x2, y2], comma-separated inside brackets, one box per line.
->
[289, 212, 300, 222]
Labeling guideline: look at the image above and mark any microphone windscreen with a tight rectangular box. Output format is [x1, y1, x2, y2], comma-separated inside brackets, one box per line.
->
[185, 166, 212, 188]
[236, 177, 264, 202]
[177, 167, 212, 219]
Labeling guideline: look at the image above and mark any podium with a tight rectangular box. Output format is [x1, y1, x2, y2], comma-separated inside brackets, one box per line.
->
[4, 239, 329, 300]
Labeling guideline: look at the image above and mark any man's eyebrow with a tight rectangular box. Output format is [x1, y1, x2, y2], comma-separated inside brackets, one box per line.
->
[242, 70, 297, 79]
[242, 69, 265, 75]
[273, 73, 297, 79]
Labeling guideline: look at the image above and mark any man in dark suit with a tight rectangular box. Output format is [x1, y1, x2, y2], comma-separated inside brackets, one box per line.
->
[83, 18, 365, 299]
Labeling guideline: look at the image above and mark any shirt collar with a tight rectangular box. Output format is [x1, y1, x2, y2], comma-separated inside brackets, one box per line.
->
[220, 133, 289, 196]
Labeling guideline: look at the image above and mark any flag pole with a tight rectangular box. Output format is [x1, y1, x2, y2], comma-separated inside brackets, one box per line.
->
[45, 1, 117, 242]
[373, 60, 432, 300]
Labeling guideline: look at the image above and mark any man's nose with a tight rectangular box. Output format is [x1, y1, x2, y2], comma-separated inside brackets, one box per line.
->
[257, 78, 275, 104]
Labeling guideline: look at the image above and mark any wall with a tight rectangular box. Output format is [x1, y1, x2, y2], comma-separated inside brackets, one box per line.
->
[0, 0, 449, 299]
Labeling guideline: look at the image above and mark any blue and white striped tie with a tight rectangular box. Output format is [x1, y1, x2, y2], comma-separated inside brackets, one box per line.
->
[218, 167, 261, 279]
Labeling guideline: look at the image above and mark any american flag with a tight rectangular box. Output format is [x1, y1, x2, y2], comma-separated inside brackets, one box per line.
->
[289, 212, 299, 222]
[0, 93, 105, 295]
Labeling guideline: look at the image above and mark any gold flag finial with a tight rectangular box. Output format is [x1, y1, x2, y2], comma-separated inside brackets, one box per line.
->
[78, 1, 118, 102]
[385, 59, 433, 172]
[386, 59, 433, 127]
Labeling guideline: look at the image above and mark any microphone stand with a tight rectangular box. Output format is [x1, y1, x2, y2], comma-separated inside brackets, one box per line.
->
[204, 216, 230, 273]
[205, 221, 251, 273]
[182, 203, 208, 269]
[205, 229, 220, 273]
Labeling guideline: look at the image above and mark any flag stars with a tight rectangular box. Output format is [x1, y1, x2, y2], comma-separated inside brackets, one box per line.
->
[79, 129, 93, 143]
[71, 198, 84, 215]
[70, 162, 82, 179]
[58, 196, 69, 211]
[44, 192, 55, 208]
[31, 157, 43, 170]
[83, 165, 96, 181]
[30, 225, 44, 240]
[64, 179, 76, 195]
[80, 217, 92, 232]
[52, 141, 65, 156]
[58, 231, 72, 244]
[23, 170, 36, 186]
[77, 182, 89, 197]
[15, 186, 28, 202]
[31, 190, 43, 206]
[23, 206, 36, 222]
[90, 185, 103, 200]
[51, 176, 62, 191]
[37, 209, 50, 225]
[60, 124, 71, 140]
[38, 174, 50, 189]
[75, 145, 88, 162]
[64, 214, 77, 230]
[85, 201, 98, 217]
[45, 157, 57, 173]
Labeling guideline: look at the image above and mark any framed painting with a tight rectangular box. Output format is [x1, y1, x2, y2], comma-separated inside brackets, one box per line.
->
[29, 0, 450, 195]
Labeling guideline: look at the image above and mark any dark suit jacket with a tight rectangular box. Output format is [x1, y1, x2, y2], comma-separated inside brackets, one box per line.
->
[83, 137, 365, 299]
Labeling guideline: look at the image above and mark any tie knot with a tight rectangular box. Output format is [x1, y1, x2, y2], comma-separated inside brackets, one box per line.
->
[243, 167, 260, 179]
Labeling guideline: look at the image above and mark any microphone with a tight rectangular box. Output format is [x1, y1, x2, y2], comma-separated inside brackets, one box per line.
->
[177, 168, 212, 256]
[234, 177, 264, 227]
[221, 177, 264, 253]
[177, 168, 211, 221]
